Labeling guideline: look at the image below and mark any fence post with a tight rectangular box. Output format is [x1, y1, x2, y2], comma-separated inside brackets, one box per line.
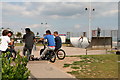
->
[86, 49, 87, 55]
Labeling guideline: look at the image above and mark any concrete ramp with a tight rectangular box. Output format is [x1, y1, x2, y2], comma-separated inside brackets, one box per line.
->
[70, 37, 112, 49]
[70, 37, 89, 48]
[86, 37, 112, 49]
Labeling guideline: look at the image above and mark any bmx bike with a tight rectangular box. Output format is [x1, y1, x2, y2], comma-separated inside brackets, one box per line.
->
[40, 41, 56, 63]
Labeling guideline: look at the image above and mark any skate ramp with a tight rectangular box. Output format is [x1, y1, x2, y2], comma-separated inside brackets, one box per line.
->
[70, 37, 89, 48]
[86, 37, 112, 49]
[70, 37, 112, 49]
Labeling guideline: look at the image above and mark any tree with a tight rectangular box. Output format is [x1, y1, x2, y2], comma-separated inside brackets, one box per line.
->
[16, 32, 22, 38]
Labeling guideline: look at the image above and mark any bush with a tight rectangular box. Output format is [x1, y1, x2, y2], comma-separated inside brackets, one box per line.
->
[1, 52, 30, 80]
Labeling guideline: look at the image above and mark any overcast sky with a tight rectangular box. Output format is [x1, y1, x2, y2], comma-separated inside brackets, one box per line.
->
[0, 0, 119, 36]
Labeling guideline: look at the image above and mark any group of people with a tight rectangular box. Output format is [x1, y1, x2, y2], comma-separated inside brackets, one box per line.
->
[0, 28, 62, 60]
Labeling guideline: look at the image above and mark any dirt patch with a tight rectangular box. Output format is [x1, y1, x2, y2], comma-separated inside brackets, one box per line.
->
[51, 57, 80, 72]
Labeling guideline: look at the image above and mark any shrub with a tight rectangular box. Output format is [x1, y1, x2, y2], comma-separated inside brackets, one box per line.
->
[1, 52, 30, 80]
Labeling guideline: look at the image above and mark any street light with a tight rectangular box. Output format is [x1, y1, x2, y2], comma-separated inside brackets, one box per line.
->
[41, 22, 48, 31]
[85, 2, 95, 41]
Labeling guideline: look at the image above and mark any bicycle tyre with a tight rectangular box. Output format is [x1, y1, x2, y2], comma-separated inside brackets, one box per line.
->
[49, 51, 56, 63]
[56, 49, 66, 60]
[11, 50, 17, 60]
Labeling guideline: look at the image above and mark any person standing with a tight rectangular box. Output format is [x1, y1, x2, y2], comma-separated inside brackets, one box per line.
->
[23, 28, 35, 56]
[53, 31, 62, 51]
[97, 27, 101, 37]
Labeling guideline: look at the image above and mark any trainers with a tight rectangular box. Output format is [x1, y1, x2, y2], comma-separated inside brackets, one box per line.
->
[39, 57, 43, 60]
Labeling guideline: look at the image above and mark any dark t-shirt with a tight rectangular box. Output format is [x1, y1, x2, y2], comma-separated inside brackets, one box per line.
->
[23, 32, 35, 49]
[55, 36, 62, 49]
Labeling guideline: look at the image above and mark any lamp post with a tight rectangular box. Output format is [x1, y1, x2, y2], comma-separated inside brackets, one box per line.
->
[85, 2, 95, 41]
[41, 22, 48, 30]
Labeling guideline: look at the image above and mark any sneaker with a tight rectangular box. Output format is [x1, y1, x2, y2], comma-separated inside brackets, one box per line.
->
[39, 57, 43, 60]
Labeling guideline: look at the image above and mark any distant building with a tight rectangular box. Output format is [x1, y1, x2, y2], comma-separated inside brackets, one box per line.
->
[59, 34, 66, 43]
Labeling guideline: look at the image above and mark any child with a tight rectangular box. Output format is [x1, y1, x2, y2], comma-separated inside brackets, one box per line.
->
[0, 30, 13, 53]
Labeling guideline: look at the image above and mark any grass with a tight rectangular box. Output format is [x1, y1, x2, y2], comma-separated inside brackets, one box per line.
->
[64, 54, 119, 78]
[63, 64, 71, 67]
[15, 43, 43, 46]
[15, 43, 23, 46]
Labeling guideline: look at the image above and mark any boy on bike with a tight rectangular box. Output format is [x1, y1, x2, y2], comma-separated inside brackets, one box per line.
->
[0, 30, 13, 55]
[39, 30, 55, 59]
[8, 31, 17, 59]
[53, 31, 62, 52]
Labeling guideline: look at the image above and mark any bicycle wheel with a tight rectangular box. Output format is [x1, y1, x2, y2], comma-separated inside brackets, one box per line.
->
[56, 49, 66, 60]
[11, 50, 17, 60]
[49, 51, 56, 63]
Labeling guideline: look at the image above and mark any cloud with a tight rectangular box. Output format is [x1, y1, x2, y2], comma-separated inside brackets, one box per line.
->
[2, 2, 118, 34]
[2, 2, 118, 20]
[0, 3, 2, 23]
[25, 23, 51, 28]
[101, 10, 118, 16]
[1, 0, 120, 2]
[2, 3, 25, 16]
[74, 24, 81, 29]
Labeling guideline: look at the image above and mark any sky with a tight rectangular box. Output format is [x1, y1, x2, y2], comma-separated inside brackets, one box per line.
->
[0, 0, 119, 36]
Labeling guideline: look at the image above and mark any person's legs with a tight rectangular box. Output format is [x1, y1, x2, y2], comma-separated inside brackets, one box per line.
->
[28, 49, 32, 55]
[40, 47, 49, 58]
[97, 32, 100, 37]
[40, 47, 55, 58]
[5, 48, 13, 58]
[54, 48, 59, 52]
[23, 47, 27, 56]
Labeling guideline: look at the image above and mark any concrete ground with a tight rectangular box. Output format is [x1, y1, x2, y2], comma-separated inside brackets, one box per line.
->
[15, 46, 110, 79]
[15, 46, 109, 57]
[27, 61, 76, 79]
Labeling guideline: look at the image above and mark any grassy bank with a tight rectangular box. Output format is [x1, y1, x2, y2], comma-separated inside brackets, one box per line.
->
[64, 54, 119, 78]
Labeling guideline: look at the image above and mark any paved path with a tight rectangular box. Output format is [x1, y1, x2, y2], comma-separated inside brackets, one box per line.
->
[15, 46, 110, 79]
[15, 46, 109, 56]
[27, 61, 76, 79]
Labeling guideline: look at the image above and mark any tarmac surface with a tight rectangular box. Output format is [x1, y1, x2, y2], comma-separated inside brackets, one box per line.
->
[15, 46, 110, 79]
[27, 61, 76, 79]
[15, 46, 108, 56]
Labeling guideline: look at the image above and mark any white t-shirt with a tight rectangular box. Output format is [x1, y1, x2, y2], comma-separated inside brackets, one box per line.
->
[0, 36, 11, 51]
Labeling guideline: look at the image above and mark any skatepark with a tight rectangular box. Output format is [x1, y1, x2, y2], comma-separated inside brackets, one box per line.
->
[1, 1, 119, 79]
[12, 29, 117, 79]
[15, 38, 113, 79]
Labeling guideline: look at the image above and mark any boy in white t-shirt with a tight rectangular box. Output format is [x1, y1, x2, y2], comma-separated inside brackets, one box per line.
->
[0, 30, 13, 54]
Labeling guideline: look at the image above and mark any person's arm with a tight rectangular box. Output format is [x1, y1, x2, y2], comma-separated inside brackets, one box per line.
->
[23, 35, 25, 42]
[38, 38, 44, 42]
[33, 35, 36, 42]
[38, 36, 47, 42]
[7, 37, 13, 45]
